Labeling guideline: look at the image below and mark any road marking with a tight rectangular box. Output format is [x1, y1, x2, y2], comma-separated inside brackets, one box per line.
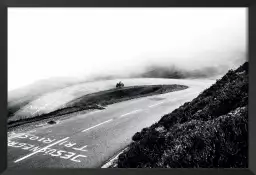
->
[8, 133, 26, 141]
[120, 109, 142, 118]
[14, 137, 70, 163]
[29, 130, 37, 133]
[36, 123, 46, 127]
[101, 147, 128, 168]
[82, 119, 113, 132]
[148, 102, 165, 108]
[9, 141, 87, 163]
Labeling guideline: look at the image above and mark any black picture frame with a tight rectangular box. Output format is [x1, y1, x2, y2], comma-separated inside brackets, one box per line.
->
[1, 1, 255, 175]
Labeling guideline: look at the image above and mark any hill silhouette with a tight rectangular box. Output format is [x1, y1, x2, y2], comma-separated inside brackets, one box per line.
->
[115, 62, 248, 168]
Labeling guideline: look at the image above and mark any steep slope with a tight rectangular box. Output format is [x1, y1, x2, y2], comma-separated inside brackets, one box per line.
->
[9, 78, 213, 122]
[115, 62, 248, 168]
[8, 77, 86, 117]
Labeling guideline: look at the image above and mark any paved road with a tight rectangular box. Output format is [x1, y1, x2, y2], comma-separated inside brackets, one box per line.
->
[7, 80, 213, 169]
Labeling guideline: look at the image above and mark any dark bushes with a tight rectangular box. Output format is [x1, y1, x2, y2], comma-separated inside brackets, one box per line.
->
[116, 62, 248, 168]
[132, 132, 143, 141]
[116, 81, 124, 88]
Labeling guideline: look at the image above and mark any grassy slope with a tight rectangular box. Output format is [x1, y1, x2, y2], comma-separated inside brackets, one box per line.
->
[66, 84, 187, 107]
[8, 78, 86, 117]
[8, 84, 187, 128]
[116, 62, 248, 168]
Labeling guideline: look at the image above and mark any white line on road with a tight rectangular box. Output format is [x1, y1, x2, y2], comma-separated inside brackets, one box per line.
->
[120, 109, 142, 118]
[101, 147, 128, 168]
[14, 137, 70, 163]
[8, 133, 26, 141]
[82, 119, 113, 132]
[29, 130, 37, 133]
[148, 102, 165, 108]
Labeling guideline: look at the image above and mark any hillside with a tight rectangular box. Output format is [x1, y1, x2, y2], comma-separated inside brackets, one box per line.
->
[7, 85, 188, 129]
[114, 62, 248, 168]
[139, 65, 221, 79]
[8, 77, 86, 117]
[136, 56, 246, 80]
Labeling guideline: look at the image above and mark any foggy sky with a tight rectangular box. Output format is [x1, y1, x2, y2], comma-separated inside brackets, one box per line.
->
[8, 8, 247, 91]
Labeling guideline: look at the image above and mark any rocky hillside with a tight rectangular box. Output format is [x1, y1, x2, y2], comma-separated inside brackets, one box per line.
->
[115, 62, 248, 168]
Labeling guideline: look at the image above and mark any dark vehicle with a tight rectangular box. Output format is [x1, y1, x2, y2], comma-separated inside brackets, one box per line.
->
[116, 81, 124, 88]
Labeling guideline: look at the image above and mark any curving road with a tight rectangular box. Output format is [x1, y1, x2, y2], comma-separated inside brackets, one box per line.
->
[7, 79, 214, 169]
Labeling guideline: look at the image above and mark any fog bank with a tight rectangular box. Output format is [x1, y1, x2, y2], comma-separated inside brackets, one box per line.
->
[8, 8, 247, 94]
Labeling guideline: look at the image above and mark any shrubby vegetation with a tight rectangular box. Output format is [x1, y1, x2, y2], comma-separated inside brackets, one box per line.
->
[115, 62, 248, 168]
[66, 84, 187, 108]
[116, 81, 124, 88]
[8, 84, 187, 129]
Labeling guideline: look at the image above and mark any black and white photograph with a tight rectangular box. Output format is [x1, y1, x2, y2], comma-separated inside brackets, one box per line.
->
[7, 8, 248, 168]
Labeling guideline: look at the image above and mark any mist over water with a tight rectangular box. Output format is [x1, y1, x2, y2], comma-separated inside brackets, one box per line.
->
[8, 8, 247, 101]
[88, 50, 247, 81]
